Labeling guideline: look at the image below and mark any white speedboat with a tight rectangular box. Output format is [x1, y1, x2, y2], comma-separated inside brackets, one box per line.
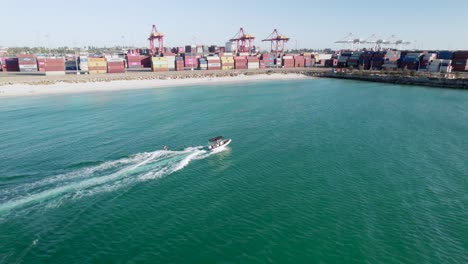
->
[208, 136, 232, 150]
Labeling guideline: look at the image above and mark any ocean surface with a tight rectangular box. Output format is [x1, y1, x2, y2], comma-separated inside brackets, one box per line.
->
[0, 79, 467, 263]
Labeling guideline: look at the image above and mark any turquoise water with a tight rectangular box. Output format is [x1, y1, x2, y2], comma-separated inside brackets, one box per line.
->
[0, 79, 467, 263]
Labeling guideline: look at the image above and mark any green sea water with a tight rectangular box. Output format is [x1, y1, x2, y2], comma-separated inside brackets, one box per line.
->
[0, 79, 467, 263]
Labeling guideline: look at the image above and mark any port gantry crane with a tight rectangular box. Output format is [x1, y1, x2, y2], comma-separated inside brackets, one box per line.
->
[335, 33, 363, 50]
[148, 24, 164, 56]
[230, 28, 255, 53]
[383, 35, 411, 50]
[262, 29, 290, 56]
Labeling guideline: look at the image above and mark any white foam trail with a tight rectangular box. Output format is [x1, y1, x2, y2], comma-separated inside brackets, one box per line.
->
[0, 146, 225, 214]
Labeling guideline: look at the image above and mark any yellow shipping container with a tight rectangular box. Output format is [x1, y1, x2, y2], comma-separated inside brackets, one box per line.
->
[88, 70, 107, 74]
[222, 66, 234, 70]
[221, 56, 234, 63]
[88, 58, 106, 62]
[88, 62, 107, 67]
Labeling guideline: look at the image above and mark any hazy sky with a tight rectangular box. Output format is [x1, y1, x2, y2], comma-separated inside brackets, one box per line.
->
[2, 0, 468, 50]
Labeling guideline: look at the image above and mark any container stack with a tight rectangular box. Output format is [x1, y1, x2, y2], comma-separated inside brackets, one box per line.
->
[174, 56, 184, 71]
[126, 55, 142, 68]
[44, 57, 65, 74]
[370, 52, 384, 70]
[427, 60, 441, 72]
[439, 60, 452, 73]
[165, 55, 176, 71]
[259, 59, 265, 69]
[185, 45, 196, 53]
[437, 51, 453, 60]
[325, 59, 335, 67]
[183, 53, 197, 69]
[304, 56, 314, 67]
[418, 53, 437, 71]
[314, 54, 333, 67]
[261, 54, 276, 68]
[18, 54, 38, 72]
[107, 58, 125, 73]
[359, 51, 373, 70]
[400, 53, 422, 70]
[282, 56, 294, 68]
[141, 56, 151, 68]
[337, 54, 351, 68]
[247, 56, 259, 69]
[36, 57, 46, 72]
[65, 60, 78, 71]
[79, 57, 88, 72]
[88, 58, 107, 74]
[234, 56, 247, 69]
[207, 56, 221, 70]
[220, 56, 235, 70]
[294, 55, 304, 68]
[199, 58, 208, 70]
[346, 52, 362, 68]
[451, 51, 468, 72]
[2, 58, 19, 72]
[151, 57, 169, 72]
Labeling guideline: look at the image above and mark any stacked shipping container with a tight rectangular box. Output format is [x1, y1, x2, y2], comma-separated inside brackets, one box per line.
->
[107, 59, 125, 73]
[199, 58, 208, 70]
[88, 58, 107, 74]
[220, 56, 234, 70]
[400, 53, 422, 70]
[2, 58, 20, 72]
[207, 56, 221, 70]
[261, 54, 276, 68]
[175, 56, 184, 71]
[247, 56, 259, 69]
[183, 53, 198, 69]
[151, 57, 169, 72]
[282, 56, 294, 68]
[18, 54, 38, 72]
[294, 55, 304, 68]
[418, 53, 437, 71]
[234, 56, 247, 69]
[44, 57, 65, 73]
[451, 51, 468, 72]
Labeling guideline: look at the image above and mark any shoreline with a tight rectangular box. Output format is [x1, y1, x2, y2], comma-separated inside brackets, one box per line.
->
[1, 68, 467, 98]
[0, 72, 312, 98]
[319, 71, 468, 90]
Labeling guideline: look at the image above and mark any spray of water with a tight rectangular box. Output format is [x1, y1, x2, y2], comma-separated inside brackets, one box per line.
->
[0, 146, 225, 214]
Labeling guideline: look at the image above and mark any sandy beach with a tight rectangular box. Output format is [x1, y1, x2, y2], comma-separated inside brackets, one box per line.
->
[0, 72, 311, 97]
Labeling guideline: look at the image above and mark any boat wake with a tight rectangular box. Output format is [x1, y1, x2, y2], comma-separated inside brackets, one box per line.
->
[0, 146, 220, 215]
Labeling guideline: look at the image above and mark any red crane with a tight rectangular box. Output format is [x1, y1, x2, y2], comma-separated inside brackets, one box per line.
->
[262, 29, 290, 56]
[229, 28, 255, 53]
[148, 25, 164, 56]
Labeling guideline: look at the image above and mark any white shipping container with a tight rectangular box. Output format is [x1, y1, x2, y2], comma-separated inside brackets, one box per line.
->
[208, 63, 221, 67]
[318, 54, 332, 60]
[19, 64, 38, 69]
[440, 66, 451, 73]
[282, 56, 293, 59]
[248, 63, 259, 69]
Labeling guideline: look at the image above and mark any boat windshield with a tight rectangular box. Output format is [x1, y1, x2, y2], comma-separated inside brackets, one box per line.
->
[209, 136, 223, 142]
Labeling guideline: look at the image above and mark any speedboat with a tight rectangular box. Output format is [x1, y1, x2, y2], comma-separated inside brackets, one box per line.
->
[208, 136, 232, 150]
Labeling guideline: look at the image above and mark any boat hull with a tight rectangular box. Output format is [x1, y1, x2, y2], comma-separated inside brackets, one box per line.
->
[209, 139, 231, 150]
